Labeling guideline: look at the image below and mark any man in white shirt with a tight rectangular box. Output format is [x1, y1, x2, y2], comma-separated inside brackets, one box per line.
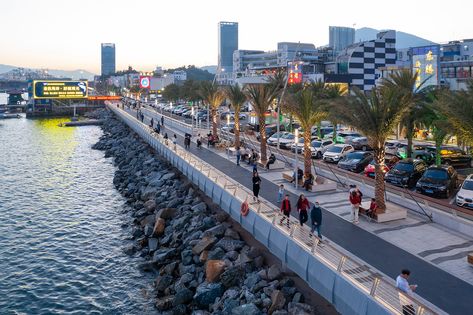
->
[396, 269, 417, 315]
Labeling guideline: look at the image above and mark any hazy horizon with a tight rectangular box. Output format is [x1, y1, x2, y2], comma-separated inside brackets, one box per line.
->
[1, 0, 472, 73]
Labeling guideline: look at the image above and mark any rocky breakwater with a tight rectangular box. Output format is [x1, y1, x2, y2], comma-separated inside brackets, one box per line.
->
[93, 112, 321, 315]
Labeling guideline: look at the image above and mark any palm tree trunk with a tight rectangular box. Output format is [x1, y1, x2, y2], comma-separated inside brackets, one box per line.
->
[406, 120, 414, 158]
[303, 129, 312, 176]
[374, 148, 386, 213]
[211, 108, 218, 137]
[332, 121, 337, 141]
[234, 111, 240, 147]
[258, 115, 267, 162]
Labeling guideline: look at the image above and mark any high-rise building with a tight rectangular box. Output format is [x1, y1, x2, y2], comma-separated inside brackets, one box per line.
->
[329, 26, 355, 53]
[101, 43, 116, 76]
[218, 22, 238, 73]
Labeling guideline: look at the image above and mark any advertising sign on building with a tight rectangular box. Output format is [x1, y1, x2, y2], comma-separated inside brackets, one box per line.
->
[411, 45, 440, 89]
[139, 76, 151, 89]
[33, 81, 88, 99]
[287, 61, 303, 85]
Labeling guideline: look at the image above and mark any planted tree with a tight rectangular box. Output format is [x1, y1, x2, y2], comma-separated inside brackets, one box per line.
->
[199, 81, 225, 136]
[225, 84, 246, 147]
[330, 86, 412, 212]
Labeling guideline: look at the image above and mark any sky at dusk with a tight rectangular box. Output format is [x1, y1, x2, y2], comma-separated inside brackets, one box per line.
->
[1, 0, 472, 74]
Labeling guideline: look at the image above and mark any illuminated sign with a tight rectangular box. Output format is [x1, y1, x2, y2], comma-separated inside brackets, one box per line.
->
[411, 45, 440, 89]
[88, 96, 122, 100]
[287, 61, 303, 85]
[33, 81, 88, 99]
[140, 76, 151, 89]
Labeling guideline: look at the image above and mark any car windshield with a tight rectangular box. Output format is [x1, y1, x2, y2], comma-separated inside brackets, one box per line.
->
[462, 180, 473, 190]
[393, 163, 414, 172]
[424, 169, 448, 180]
[346, 152, 366, 160]
[283, 134, 295, 140]
[311, 141, 322, 148]
[327, 146, 343, 153]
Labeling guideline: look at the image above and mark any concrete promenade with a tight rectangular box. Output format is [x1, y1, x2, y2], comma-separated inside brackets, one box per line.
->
[126, 105, 472, 315]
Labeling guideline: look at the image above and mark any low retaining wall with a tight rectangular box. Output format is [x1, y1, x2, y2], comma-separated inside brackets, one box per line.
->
[108, 104, 442, 315]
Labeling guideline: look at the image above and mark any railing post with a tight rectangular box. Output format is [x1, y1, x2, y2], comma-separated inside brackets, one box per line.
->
[370, 277, 381, 297]
[311, 237, 319, 254]
[289, 223, 295, 237]
[337, 255, 347, 272]
[417, 306, 425, 315]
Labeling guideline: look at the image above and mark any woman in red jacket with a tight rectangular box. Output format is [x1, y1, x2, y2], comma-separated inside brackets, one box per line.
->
[297, 194, 310, 226]
[349, 189, 362, 224]
[280, 194, 291, 227]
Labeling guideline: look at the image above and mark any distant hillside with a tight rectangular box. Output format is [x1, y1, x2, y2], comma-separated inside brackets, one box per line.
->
[166, 65, 214, 81]
[0, 64, 96, 80]
[200, 65, 217, 74]
[355, 27, 436, 49]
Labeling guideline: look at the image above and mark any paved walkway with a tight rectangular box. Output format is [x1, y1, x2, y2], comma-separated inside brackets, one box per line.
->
[126, 105, 473, 315]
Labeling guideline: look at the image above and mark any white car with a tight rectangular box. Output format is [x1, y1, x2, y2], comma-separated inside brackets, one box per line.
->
[304, 139, 334, 159]
[456, 174, 473, 210]
[267, 132, 291, 146]
[323, 144, 354, 163]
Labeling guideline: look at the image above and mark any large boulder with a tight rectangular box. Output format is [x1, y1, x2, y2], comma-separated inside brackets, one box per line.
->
[287, 302, 313, 315]
[157, 207, 178, 220]
[181, 250, 194, 266]
[224, 228, 240, 240]
[267, 265, 282, 281]
[148, 238, 158, 252]
[191, 202, 207, 213]
[155, 274, 174, 292]
[152, 248, 177, 263]
[161, 172, 176, 181]
[193, 282, 224, 307]
[215, 239, 245, 252]
[153, 218, 166, 236]
[143, 199, 156, 212]
[156, 295, 174, 311]
[207, 247, 225, 260]
[203, 224, 226, 238]
[231, 303, 262, 315]
[220, 265, 245, 287]
[244, 272, 261, 289]
[140, 214, 156, 227]
[192, 236, 217, 255]
[268, 290, 286, 314]
[173, 288, 194, 306]
[205, 260, 226, 283]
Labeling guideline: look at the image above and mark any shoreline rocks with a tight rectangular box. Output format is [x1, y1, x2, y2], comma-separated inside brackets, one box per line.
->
[93, 110, 319, 314]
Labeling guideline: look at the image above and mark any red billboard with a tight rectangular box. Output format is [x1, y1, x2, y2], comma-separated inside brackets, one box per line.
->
[139, 76, 151, 89]
[287, 61, 303, 85]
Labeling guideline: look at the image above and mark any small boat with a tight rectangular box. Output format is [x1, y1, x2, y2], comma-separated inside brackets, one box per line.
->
[0, 112, 22, 119]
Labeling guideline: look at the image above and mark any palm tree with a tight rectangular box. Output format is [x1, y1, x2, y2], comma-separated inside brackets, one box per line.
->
[199, 81, 225, 137]
[225, 84, 246, 147]
[283, 81, 329, 176]
[435, 81, 473, 144]
[330, 86, 412, 212]
[380, 69, 425, 158]
[244, 74, 284, 161]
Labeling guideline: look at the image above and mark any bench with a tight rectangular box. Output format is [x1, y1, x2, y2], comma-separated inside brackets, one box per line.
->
[257, 159, 285, 170]
[282, 171, 303, 186]
[468, 253, 473, 265]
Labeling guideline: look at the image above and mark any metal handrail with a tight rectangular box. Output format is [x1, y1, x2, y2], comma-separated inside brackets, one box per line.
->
[108, 103, 444, 315]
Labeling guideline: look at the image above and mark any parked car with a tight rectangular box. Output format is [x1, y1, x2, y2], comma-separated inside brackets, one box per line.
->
[349, 137, 372, 151]
[256, 124, 286, 141]
[426, 146, 472, 168]
[312, 127, 334, 138]
[364, 160, 391, 178]
[456, 174, 473, 209]
[304, 139, 333, 159]
[222, 122, 235, 133]
[337, 151, 373, 173]
[334, 132, 362, 144]
[266, 132, 291, 146]
[416, 165, 458, 198]
[323, 144, 354, 163]
[290, 136, 319, 153]
[385, 158, 427, 188]
[279, 133, 297, 150]
[396, 143, 433, 162]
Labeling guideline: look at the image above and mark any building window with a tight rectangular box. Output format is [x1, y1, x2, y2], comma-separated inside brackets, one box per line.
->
[456, 66, 470, 78]
[441, 67, 455, 78]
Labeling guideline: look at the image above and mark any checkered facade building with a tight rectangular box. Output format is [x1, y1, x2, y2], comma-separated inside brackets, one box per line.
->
[342, 30, 397, 91]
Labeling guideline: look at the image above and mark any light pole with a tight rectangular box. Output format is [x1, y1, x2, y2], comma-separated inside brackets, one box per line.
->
[294, 128, 299, 190]
[170, 102, 173, 120]
[191, 106, 195, 134]
[226, 113, 231, 158]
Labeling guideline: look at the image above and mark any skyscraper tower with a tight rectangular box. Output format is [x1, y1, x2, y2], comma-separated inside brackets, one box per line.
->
[329, 26, 355, 53]
[101, 43, 116, 76]
[218, 22, 238, 73]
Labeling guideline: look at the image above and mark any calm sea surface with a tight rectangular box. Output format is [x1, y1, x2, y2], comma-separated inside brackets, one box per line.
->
[0, 116, 156, 314]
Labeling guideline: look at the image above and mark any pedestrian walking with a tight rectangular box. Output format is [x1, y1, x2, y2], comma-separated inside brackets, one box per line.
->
[279, 194, 291, 227]
[310, 201, 323, 240]
[297, 194, 309, 226]
[164, 133, 168, 145]
[150, 117, 154, 128]
[349, 189, 362, 224]
[236, 146, 241, 166]
[252, 171, 261, 202]
[396, 269, 417, 315]
[196, 134, 202, 148]
[161, 115, 164, 126]
[173, 134, 177, 150]
[277, 184, 284, 204]
[154, 122, 161, 135]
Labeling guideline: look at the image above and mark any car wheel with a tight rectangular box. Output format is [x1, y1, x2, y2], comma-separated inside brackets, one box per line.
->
[316, 151, 322, 159]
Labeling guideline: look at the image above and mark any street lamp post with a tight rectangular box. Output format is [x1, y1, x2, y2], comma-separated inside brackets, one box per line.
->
[294, 129, 299, 190]
[191, 106, 195, 134]
[226, 113, 231, 158]
[170, 102, 173, 120]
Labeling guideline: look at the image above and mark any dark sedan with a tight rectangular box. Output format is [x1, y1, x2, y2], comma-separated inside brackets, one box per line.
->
[385, 158, 427, 188]
[416, 165, 458, 198]
[337, 151, 373, 173]
[427, 146, 472, 168]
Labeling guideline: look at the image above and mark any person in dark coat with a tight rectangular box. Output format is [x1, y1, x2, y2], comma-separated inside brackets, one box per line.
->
[279, 194, 291, 227]
[252, 171, 261, 202]
[310, 201, 323, 240]
[297, 194, 309, 226]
